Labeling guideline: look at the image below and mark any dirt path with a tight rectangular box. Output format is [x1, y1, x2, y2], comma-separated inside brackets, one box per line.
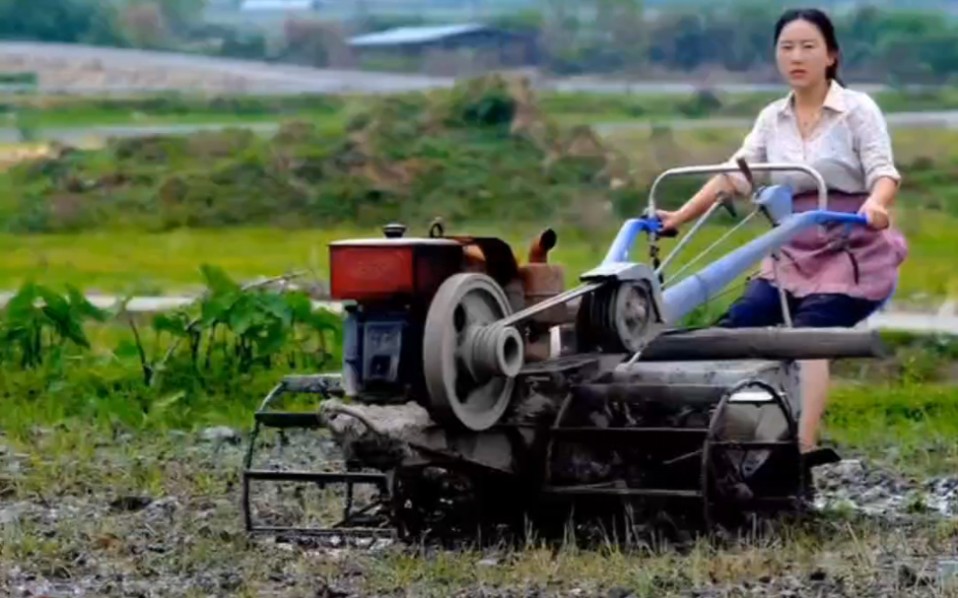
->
[0, 41, 891, 97]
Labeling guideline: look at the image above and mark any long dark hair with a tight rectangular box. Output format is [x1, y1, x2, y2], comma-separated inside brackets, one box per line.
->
[774, 8, 843, 85]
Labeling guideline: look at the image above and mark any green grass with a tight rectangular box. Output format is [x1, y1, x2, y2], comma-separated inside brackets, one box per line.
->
[826, 382, 958, 476]
[0, 269, 953, 454]
[0, 203, 953, 304]
[2, 86, 958, 130]
[1, 81, 956, 308]
[2, 371, 946, 468]
[357, 520, 958, 596]
[0, 93, 355, 129]
[4, 109, 285, 129]
[548, 86, 958, 125]
[0, 227, 337, 295]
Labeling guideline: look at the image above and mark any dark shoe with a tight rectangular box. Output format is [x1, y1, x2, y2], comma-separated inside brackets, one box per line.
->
[803, 447, 841, 468]
[800, 447, 841, 504]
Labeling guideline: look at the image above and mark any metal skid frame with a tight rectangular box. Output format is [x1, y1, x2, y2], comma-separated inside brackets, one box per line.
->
[241, 374, 393, 538]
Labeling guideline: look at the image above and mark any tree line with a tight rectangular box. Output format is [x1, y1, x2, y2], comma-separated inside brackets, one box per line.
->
[510, 1, 958, 84]
[2, 0, 958, 85]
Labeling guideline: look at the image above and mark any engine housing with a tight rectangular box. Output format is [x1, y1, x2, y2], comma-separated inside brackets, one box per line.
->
[328, 222, 567, 404]
[330, 227, 463, 402]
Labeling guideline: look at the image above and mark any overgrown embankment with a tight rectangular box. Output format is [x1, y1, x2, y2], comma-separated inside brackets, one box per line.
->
[0, 76, 642, 233]
[4, 75, 958, 236]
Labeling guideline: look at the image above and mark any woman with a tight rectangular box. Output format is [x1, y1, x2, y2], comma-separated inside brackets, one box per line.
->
[657, 8, 908, 458]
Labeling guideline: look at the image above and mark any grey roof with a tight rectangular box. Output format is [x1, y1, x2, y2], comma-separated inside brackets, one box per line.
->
[349, 23, 489, 47]
[239, 0, 318, 11]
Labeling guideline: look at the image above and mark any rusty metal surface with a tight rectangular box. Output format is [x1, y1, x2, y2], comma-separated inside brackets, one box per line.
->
[636, 327, 889, 361]
[611, 359, 788, 387]
[281, 374, 343, 394]
[519, 263, 568, 325]
[526, 228, 558, 264]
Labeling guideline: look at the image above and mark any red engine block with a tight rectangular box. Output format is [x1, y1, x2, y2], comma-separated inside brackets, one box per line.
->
[329, 238, 465, 304]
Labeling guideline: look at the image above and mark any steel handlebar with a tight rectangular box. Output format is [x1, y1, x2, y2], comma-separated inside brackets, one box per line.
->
[646, 161, 829, 216]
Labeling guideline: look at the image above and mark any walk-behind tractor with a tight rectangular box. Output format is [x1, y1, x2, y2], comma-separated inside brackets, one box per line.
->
[241, 161, 889, 542]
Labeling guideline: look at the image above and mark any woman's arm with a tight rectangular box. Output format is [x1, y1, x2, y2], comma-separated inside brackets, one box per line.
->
[860, 177, 897, 229]
[854, 94, 902, 230]
[659, 174, 736, 228]
[658, 107, 769, 231]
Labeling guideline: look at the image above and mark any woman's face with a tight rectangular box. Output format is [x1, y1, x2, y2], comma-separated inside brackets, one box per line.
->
[775, 18, 835, 90]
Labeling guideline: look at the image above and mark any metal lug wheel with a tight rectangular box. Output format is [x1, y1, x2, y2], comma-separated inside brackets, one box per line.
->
[422, 273, 523, 431]
[700, 379, 802, 529]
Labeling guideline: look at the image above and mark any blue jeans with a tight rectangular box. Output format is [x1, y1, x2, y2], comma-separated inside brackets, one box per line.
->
[717, 278, 882, 328]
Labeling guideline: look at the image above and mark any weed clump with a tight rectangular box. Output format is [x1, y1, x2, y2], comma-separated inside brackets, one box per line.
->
[0, 267, 341, 432]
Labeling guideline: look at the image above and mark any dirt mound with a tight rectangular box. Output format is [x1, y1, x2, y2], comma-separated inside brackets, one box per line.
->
[0, 75, 635, 233]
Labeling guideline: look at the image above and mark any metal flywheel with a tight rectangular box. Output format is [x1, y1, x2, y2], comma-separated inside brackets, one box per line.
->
[422, 273, 524, 431]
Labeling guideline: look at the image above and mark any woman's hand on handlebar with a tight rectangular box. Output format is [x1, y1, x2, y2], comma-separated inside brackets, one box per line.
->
[655, 209, 684, 235]
[858, 198, 890, 230]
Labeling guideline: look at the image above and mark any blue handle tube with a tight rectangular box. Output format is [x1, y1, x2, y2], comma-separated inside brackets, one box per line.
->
[661, 210, 868, 324]
[601, 217, 664, 265]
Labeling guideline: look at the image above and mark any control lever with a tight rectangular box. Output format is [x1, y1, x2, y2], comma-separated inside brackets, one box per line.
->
[735, 157, 755, 189]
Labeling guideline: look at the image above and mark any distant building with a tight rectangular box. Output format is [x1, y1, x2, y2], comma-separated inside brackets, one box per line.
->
[238, 0, 323, 12]
[348, 23, 539, 74]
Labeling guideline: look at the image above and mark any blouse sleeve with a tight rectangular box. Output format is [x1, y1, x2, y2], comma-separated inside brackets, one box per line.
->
[852, 94, 902, 190]
[726, 106, 771, 193]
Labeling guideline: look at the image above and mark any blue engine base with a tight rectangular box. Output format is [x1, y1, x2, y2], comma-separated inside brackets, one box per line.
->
[342, 308, 416, 401]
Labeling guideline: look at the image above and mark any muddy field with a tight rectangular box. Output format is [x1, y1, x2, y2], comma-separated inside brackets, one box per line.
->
[2, 425, 956, 598]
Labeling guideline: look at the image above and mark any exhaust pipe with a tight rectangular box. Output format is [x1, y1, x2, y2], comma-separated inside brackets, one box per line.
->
[527, 228, 557, 263]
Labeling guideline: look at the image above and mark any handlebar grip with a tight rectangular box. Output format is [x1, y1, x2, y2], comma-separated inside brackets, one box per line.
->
[657, 227, 678, 238]
[831, 214, 871, 228]
[644, 214, 678, 238]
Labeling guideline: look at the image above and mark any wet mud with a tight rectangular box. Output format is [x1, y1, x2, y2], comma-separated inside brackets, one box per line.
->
[1, 429, 956, 597]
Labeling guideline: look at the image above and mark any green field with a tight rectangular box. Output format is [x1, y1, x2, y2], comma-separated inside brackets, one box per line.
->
[0, 93, 350, 129]
[0, 205, 954, 304]
[3, 86, 958, 131]
[0, 79, 954, 428]
[1, 113, 955, 304]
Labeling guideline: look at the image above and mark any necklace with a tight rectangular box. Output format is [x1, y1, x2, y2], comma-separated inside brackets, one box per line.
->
[797, 108, 822, 138]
